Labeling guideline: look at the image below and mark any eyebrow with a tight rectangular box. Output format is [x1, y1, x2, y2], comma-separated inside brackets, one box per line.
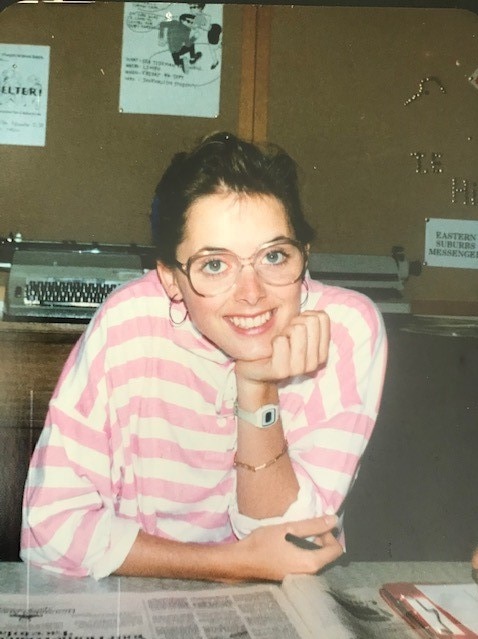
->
[193, 236, 293, 255]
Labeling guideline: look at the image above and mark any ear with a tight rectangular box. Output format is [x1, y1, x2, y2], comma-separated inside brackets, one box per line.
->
[156, 262, 183, 302]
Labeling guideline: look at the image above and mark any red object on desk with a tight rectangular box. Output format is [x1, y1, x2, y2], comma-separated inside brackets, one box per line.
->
[380, 582, 478, 639]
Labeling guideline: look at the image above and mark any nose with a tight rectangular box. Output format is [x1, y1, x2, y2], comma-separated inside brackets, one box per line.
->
[233, 264, 266, 304]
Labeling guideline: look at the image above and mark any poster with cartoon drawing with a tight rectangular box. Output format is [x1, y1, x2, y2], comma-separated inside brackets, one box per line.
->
[0, 44, 50, 147]
[120, 2, 222, 117]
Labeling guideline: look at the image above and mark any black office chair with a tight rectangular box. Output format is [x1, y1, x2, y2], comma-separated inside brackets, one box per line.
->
[0, 428, 32, 561]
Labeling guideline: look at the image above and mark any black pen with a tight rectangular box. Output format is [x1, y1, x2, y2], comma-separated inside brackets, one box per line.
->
[285, 497, 348, 550]
[285, 532, 322, 550]
[335, 492, 351, 518]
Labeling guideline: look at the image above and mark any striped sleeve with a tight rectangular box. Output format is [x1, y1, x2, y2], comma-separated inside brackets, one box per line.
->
[20, 304, 142, 578]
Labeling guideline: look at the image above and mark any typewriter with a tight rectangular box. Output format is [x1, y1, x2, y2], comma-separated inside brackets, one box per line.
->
[308, 246, 421, 314]
[1, 234, 155, 323]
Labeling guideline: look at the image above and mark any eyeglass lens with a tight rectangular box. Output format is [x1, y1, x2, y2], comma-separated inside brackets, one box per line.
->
[188, 241, 304, 296]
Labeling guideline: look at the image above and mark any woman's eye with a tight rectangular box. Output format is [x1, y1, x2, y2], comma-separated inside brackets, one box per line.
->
[264, 250, 287, 265]
[201, 258, 228, 275]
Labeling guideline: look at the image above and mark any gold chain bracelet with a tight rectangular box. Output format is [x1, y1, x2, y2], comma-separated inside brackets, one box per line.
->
[233, 439, 288, 472]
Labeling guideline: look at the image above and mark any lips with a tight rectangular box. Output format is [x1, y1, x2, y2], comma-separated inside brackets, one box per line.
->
[227, 310, 272, 330]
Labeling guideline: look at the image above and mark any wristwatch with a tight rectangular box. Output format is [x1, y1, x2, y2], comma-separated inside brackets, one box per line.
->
[234, 402, 280, 429]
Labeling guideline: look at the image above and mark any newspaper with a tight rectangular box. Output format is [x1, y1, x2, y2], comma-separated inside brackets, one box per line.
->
[282, 575, 417, 639]
[0, 577, 418, 639]
[0, 584, 310, 639]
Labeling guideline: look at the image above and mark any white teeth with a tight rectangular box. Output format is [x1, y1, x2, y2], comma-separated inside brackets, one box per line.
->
[229, 311, 271, 329]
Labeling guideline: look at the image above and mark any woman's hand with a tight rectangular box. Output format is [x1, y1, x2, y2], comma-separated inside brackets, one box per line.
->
[235, 311, 330, 384]
[232, 515, 343, 582]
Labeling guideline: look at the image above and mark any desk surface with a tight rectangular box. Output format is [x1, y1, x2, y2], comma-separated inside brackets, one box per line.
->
[0, 560, 473, 595]
[0, 319, 84, 340]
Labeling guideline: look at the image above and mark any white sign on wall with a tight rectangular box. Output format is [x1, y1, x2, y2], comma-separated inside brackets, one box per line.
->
[424, 218, 478, 269]
[120, 2, 223, 118]
[0, 44, 50, 147]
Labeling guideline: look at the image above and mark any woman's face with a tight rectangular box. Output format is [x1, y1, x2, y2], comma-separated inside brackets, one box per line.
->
[157, 191, 304, 361]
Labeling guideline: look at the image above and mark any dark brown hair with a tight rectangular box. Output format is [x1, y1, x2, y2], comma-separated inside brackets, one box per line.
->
[151, 131, 315, 267]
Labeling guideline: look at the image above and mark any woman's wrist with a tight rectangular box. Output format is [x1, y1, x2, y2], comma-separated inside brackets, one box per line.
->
[235, 378, 279, 412]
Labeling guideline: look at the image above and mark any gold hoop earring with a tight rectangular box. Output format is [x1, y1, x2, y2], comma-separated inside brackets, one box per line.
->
[169, 297, 189, 326]
[300, 278, 309, 308]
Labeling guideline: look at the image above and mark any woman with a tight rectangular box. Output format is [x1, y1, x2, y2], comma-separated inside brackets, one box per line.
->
[21, 132, 387, 581]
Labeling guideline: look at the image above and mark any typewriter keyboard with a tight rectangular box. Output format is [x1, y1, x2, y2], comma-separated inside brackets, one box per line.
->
[24, 279, 118, 308]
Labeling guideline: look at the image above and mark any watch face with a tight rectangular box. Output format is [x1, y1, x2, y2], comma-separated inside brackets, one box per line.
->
[263, 408, 277, 427]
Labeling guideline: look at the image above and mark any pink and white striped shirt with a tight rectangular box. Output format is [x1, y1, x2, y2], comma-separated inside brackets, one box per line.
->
[21, 270, 387, 578]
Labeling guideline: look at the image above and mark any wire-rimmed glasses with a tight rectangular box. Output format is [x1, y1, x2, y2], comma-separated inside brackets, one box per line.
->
[175, 238, 307, 297]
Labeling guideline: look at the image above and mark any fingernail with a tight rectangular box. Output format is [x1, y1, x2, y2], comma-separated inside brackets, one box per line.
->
[325, 514, 337, 525]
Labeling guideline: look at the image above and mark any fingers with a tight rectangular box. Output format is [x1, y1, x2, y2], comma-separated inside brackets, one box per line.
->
[283, 521, 344, 576]
[281, 521, 343, 577]
[291, 311, 330, 369]
[240, 515, 343, 581]
[271, 311, 330, 377]
[314, 531, 344, 566]
[314, 311, 331, 366]
[234, 311, 330, 384]
[286, 514, 338, 538]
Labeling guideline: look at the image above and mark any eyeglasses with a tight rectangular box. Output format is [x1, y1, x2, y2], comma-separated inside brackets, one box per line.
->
[175, 238, 307, 297]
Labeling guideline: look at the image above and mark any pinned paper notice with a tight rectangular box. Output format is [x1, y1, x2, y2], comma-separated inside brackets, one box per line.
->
[424, 218, 478, 269]
[0, 44, 50, 146]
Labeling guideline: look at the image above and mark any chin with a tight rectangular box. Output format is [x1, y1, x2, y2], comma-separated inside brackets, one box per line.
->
[223, 340, 273, 362]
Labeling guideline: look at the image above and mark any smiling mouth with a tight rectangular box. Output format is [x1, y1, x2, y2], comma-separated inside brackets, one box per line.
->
[228, 310, 273, 329]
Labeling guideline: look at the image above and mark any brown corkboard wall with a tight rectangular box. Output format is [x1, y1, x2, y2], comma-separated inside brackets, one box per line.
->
[267, 6, 478, 309]
[1, 3, 477, 311]
[0, 2, 243, 246]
